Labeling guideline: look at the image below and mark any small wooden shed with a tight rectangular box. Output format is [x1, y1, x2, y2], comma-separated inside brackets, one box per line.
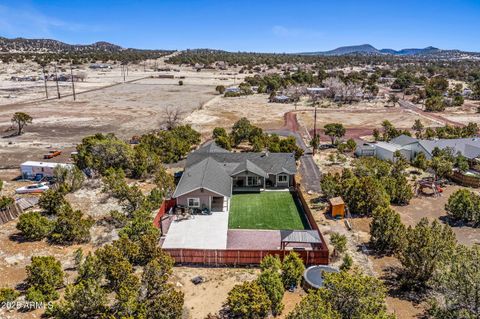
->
[329, 196, 345, 219]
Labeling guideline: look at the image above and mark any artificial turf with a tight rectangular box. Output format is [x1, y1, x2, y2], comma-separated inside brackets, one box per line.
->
[228, 191, 310, 230]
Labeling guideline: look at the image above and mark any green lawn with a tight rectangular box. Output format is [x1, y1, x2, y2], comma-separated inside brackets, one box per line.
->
[228, 192, 310, 230]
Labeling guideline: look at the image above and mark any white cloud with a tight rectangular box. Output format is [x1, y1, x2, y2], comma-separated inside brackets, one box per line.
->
[272, 25, 324, 39]
[0, 4, 104, 38]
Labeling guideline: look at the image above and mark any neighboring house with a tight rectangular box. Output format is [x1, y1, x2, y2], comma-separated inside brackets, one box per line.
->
[225, 87, 240, 93]
[306, 87, 329, 97]
[20, 161, 74, 179]
[355, 135, 480, 162]
[173, 142, 297, 212]
[271, 95, 290, 103]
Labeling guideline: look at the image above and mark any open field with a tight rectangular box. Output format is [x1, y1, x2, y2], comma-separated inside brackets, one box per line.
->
[229, 192, 309, 230]
[0, 73, 232, 167]
[297, 106, 443, 140]
[393, 184, 480, 246]
[184, 94, 297, 136]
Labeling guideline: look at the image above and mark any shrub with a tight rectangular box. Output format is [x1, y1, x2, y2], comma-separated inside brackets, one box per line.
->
[369, 206, 405, 254]
[226, 281, 271, 319]
[412, 152, 428, 170]
[215, 85, 225, 94]
[281, 252, 305, 289]
[398, 218, 457, 288]
[257, 269, 285, 316]
[0, 196, 14, 210]
[260, 254, 282, 273]
[340, 254, 353, 271]
[25, 256, 64, 302]
[38, 189, 68, 215]
[330, 232, 347, 256]
[0, 287, 19, 303]
[321, 270, 392, 318]
[445, 189, 480, 224]
[286, 291, 340, 319]
[49, 206, 94, 244]
[16, 211, 54, 240]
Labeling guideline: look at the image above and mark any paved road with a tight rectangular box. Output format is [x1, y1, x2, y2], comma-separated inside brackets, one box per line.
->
[268, 118, 322, 194]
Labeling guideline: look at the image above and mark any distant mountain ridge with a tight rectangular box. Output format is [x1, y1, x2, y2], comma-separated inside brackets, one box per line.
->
[0, 37, 123, 53]
[300, 44, 479, 58]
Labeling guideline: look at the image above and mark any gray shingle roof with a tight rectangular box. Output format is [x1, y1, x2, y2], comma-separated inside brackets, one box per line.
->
[173, 157, 232, 198]
[390, 135, 418, 146]
[186, 152, 296, 175]
[174, 143, 297, 199]
[231, 159, 268, 178]
[195, 141, 230, 154]
[419, 138, 480, 159]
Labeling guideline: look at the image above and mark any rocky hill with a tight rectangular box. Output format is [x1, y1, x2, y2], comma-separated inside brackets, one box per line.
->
[0, 37, 123, 53]
[301, 44, 480, 59]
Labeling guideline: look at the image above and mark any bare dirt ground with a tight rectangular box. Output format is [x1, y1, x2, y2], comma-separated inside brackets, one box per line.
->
[297, 106, 442, 141]
[173, 266, 260, 319]
[184, 94, 297, 137]
[0, 71, 236, 167]
[437, 100, 480, 126]
[394, 184, 480, 246]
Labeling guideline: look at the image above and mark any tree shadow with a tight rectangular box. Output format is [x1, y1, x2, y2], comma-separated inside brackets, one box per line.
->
[380, 265, 430, 304]
[2, 132, 20, 139]
[8, 232, 32, 243]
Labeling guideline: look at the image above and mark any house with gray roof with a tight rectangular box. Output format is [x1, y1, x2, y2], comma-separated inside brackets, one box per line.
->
[356, 134, 480, 162]
[173, 141, 297, 212]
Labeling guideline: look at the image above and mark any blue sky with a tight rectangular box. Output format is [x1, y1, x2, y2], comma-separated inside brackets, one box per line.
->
[1, 0, 480, 52]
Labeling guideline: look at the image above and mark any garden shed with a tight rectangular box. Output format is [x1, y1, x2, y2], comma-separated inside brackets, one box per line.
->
[328, 197, 345, 218]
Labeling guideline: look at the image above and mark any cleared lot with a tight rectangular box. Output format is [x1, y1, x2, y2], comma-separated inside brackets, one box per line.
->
[0, 77, 217, 167]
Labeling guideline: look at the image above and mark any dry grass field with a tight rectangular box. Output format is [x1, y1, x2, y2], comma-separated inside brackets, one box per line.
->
[0, 72, 234, 167]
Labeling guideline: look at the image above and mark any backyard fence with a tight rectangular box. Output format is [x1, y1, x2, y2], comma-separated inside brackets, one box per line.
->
[0, 202, 22, 225]
[153, 198, 176, 229]
[162, 248, 329, 266]
[451, 171, 480, 188]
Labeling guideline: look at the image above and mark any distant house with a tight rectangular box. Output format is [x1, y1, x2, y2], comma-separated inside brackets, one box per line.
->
[355, 135, 480, 162]
[225, 87, 240, 93]
[20, 161, 74, 179]
[271, 95, 290, 103]
[463, 88, 473, 97]
[173, 142, 297, 212]
[306, 87, 329, 96]
[89, 63, 111, 70]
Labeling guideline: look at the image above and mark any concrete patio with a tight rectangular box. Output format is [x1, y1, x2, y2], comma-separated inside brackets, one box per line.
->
[161, 212, 229, 249]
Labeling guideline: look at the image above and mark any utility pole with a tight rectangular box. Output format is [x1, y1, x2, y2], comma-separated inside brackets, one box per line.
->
[54, 65, 61, 99]
[123, 65, 126, 82]
[42, 66, 48, 99]
[70, 65, 76, 101]
[313, 104, 318, 155]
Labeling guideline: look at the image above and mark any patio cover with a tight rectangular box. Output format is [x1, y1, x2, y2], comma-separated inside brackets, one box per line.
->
[280, 230, 322, 249]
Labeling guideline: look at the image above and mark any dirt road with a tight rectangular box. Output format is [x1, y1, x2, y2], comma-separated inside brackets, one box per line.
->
[398, 99, 466, 127]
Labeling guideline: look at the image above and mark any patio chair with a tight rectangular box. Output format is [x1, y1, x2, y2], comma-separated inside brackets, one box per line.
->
[201, 207, 211, 215]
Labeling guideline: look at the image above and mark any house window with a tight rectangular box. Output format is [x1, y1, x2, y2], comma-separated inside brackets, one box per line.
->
[187, 198, 200, 207]
[277, 174, 288, 183]
[247, 176, 260, 186]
